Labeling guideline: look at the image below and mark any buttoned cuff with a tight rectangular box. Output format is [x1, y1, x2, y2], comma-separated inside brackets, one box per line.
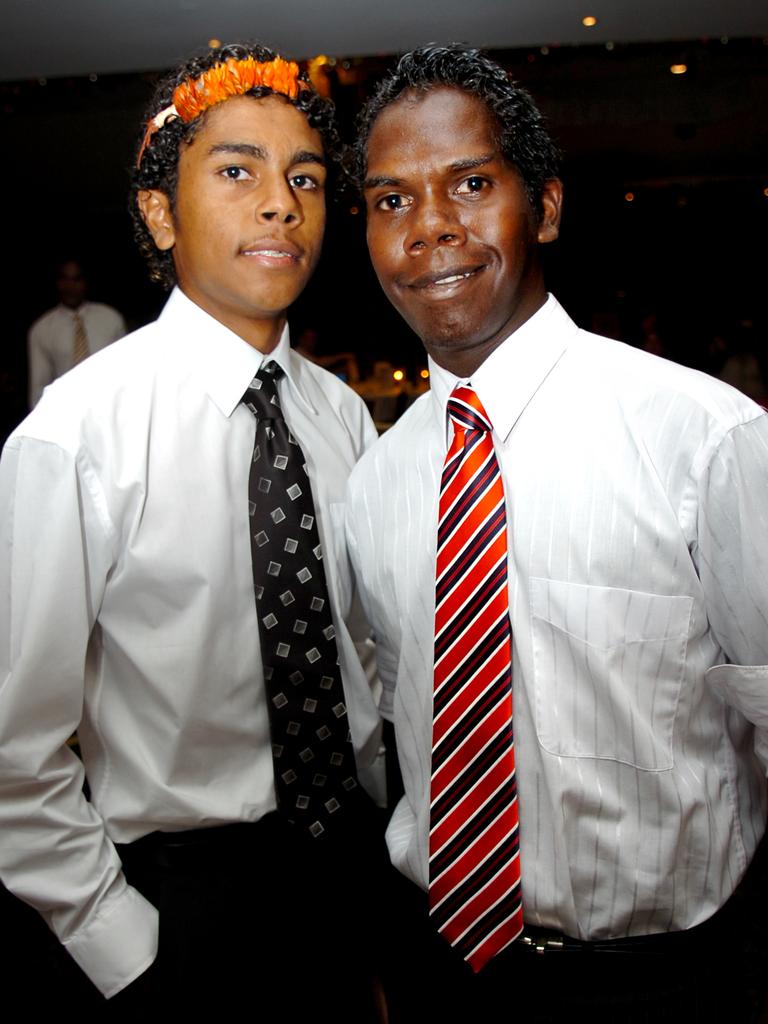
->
[63, 884, 159, 998]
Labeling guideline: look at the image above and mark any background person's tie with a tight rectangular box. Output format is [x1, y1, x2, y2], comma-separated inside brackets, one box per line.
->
[72, 310, 89, 365]
[242, 360, 360, 839]
[429, 383, 523, 971]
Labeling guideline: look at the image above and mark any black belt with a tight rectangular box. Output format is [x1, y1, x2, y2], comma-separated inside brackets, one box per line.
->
[509, 860, 759, 956]
[117, 799, 384, 872]
[511, 925, 701, 955]
[406, 852, 760, 958]
[116, 815, 287, 870]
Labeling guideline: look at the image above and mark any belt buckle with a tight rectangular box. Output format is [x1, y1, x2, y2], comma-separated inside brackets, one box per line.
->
[520, 933, 565, 954]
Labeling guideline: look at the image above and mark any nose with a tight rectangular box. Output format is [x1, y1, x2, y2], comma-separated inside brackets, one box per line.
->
[405, 193, 466, 253]
[256, 172, 302, 226]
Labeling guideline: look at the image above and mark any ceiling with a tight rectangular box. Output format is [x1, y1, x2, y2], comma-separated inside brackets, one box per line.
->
[3, 0, 767, 82]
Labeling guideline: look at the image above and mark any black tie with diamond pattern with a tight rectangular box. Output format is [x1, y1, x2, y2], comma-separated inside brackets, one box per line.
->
[242, 360, 359, 838]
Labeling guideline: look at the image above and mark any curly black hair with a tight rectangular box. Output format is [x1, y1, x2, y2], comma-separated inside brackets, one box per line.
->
[352, 43, 561, 217]
[130, 41, 342, 290]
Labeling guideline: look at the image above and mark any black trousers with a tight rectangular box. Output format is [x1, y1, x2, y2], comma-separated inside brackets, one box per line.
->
[110, 806, 389, 1019]
[5, 802, 388, 1018]
[380, 841, 768, 1024]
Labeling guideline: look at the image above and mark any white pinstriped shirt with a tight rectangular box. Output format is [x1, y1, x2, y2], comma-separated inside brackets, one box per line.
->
[346, 295, 768, 938]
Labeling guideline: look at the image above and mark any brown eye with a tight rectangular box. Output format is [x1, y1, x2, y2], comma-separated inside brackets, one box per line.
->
[376, 193, 410, 211]
[290, 174, 320, 191]
[457, 175, 489, 195]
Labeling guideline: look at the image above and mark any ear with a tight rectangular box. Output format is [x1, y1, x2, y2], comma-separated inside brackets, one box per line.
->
[537, 178, 563, 244]
[137, 189, 176, 251]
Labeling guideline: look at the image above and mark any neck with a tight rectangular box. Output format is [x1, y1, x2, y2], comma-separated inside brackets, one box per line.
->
[428, 290, 548, 380]
[179, 287, 287, 352]
[235, 316, 286, 353]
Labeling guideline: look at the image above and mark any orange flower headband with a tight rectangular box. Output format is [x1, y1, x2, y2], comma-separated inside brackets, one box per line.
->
[137, 56, 311, 167]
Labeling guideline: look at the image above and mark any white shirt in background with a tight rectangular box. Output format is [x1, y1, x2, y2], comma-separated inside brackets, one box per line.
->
[28, 300, 126, 406]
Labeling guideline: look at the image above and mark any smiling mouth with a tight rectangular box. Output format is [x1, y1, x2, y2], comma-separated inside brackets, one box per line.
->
[408, 265, 486, 291]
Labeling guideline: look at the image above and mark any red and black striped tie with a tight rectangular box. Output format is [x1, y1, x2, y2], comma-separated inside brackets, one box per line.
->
[429, 382, 523, 972]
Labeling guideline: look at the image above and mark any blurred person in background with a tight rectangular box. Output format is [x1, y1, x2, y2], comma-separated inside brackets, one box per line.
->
[27, 257, 126, 406]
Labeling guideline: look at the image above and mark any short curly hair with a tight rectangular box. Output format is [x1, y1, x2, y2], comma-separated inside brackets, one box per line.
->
[352, 43, 561, 217]
[130, 41, 342, 290]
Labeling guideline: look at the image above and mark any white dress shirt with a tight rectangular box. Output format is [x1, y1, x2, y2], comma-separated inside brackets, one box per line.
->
[0, 288, 380, 997]
[28, 300, 126, 407]
[346, 295, 768, 942]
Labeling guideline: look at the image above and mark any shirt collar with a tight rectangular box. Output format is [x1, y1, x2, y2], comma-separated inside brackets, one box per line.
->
[428, 295, 575, 445]
[157, 288, 319, 418]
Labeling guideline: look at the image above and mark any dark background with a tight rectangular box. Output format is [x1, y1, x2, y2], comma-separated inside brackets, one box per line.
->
[2, 35, 767, 437]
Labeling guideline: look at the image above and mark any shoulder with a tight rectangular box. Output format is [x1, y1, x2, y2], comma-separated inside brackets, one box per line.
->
[13, 320, 165, 453]
[59, 317, 161, 387]
[552, 330, 768, 495]
[291, 350, 361, 405]
[567, 329, 763, 433]
[348, 392, 434, 495]
[27, 306, 60, 339]
[290, 351, 376, 448]
[85, 302, 125, 326]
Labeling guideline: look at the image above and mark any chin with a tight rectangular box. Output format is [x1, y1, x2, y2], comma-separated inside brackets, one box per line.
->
[423, 328, 477, 355]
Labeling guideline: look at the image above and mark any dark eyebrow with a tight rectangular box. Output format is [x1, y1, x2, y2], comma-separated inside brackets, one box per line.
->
[291, 149, 326, 168]
[208, 142, 267, 159]
[363, 175, 402, 190]
[207, 143, 325, 168]
[449, 154, 497, 172]
[364, 153, 498, 191]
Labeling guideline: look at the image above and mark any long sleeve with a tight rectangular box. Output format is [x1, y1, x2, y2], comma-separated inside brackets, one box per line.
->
[697, 414, 768, 761]
[2, 292, 384, 996]
[27, 325, 55, 408]
[0, 437, 158, 997]
[110, 312, 127, 343]
[345, 491, 402, 724]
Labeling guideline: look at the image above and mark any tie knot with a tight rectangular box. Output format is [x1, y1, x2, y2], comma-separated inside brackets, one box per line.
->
[447, 384, 492, 435]
[241, 360, 286, 419]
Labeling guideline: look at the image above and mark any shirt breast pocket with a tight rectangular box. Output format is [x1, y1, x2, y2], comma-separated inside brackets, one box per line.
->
[529, 579, 692, 771]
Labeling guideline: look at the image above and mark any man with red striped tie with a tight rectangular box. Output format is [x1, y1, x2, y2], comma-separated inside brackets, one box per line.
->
[346, 44, 768, 1022]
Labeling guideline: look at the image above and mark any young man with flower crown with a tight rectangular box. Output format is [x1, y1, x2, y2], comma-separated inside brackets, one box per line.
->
[0, 42, 385, 1016]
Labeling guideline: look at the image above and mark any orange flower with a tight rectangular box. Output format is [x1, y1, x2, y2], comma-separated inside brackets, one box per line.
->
[173, 57, 307, 122]
[137, 56, 310, 168]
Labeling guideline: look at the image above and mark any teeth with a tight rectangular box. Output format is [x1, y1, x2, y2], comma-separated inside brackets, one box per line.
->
[434, 271, 473, 285]
[246, 249, 292, 258]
